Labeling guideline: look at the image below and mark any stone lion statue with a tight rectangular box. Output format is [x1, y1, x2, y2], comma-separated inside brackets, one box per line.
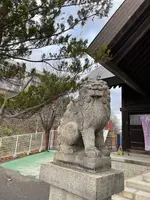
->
[57, 80, 111, 157]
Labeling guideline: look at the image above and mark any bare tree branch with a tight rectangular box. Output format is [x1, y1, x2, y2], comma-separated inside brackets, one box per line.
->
[0, 53, 70, 62]
[43, 60, 68, 72]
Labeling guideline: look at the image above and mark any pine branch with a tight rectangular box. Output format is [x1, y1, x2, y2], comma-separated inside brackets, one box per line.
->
[0, 73, 35, 116]
[0, 6, 103, 49]
[2, 92, 67, 119]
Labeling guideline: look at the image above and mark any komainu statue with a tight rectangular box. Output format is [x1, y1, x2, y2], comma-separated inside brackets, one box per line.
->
[57, 80, 111, 158]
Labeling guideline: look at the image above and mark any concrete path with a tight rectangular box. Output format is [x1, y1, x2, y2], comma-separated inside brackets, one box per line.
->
[0, 167, 49, 200]
[0, 152, 54, 179]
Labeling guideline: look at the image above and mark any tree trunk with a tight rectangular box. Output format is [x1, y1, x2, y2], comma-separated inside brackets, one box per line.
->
[44, 132, 50, 151]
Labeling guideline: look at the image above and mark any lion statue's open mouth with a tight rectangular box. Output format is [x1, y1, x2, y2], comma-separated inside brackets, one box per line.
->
[57, 80, 111, 158]
[82, 80, 109, 97]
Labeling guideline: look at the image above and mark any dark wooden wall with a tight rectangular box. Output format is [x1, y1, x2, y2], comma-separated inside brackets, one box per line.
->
[121, 84, 150, 152]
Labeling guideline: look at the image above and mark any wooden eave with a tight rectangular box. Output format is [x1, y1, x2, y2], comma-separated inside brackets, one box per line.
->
[88, 0, 150, 96]
[103, 76, 123, 89]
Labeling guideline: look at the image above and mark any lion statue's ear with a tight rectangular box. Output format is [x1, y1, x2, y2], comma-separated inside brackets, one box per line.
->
[79, 88, 92, 104]
[78, 99, 84, 106]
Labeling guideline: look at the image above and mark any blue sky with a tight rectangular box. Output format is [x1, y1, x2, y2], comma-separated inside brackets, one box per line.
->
[27, 0, 125, 125]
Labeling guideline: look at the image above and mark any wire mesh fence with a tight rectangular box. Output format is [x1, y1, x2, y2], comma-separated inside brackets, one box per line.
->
[0, 130, 117, 159]
[0, 132, 45, 158]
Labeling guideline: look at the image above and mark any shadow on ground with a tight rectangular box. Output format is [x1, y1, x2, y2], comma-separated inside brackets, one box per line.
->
[0, 167, 49, 200]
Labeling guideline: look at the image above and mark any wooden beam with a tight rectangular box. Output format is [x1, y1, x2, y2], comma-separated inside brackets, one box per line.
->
[100, 60, 147, 96]
[109, 0, 150, 51]
[121, 85, 130, 151]
[121, 105, 150, 113]
[113, 15, 150, 63]
[88, 0, 145, 54]
[122, 110, 130, 151]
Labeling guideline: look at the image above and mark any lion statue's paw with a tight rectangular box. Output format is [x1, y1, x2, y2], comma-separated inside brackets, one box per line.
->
[85, 147, 101, 157]
[60, 145, 74, 154]
[101, 148, 110, 157]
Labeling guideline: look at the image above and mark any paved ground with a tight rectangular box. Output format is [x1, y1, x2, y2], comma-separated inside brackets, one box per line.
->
[0, 151, 55, 179]
[0, 167, 49, 200]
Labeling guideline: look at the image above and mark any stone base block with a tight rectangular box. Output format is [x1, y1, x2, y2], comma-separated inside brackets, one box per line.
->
[49, 186, 111, 200]
[49, 186, 87, 200]
[40, 162, 124, 200]
[54, 152, 111, 172]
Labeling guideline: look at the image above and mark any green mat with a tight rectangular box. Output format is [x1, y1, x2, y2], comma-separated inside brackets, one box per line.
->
[0, 151, 55, 179]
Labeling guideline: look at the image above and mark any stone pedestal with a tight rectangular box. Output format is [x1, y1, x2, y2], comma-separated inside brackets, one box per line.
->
[54, 151, 111, 172]
[40, 159, 124, 200]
